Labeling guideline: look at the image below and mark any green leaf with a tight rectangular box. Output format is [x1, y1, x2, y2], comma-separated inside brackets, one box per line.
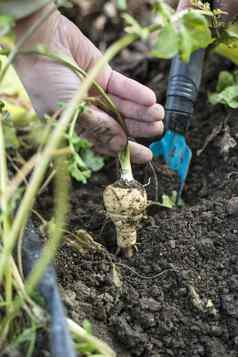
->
[160, 191, 184, 208]
[150, 23, 179, 59]
[68, 159, 91, 184]
[179, 23, 193, 63]
[150, 9, 213, 62]
[215, 24, 238, 65]
[179, 10, 213, 62]
[67, 127, 104, 183]
[69, 133, 90, 152]
[216, 71, 235, 92]
[209, 70, 238, 109]
[81, 149, 104, 172]
[209, 85, 238, 109]
[161, 193, 176, 209]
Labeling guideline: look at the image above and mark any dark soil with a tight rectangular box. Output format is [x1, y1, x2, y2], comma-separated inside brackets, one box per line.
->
[39, 3, 238, 357]
[50, 53, 238, 356]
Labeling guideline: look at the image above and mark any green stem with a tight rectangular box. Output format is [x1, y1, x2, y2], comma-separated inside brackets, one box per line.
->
[68, 318, 116, 357]
[25, 153, 69, 293]
[119, 144, 134, 181]
[0, 114, 12, 323]
[68, 108, 88, 169]
[0, 115, 10, 232]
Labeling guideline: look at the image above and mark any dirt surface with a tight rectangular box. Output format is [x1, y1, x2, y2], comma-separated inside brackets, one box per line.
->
[49, 53, 238, 357]
[37, 3, 238, 357]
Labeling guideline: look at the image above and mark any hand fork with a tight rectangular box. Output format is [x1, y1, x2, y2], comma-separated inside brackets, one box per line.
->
[150, 49, 205, 201]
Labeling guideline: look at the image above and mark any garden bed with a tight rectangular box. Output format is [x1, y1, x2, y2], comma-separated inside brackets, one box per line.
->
[34, 49, 238, 356]
[31, 3, 238, 356]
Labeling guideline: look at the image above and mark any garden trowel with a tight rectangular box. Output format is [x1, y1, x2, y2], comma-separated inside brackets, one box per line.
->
[150, 49, 205, 200]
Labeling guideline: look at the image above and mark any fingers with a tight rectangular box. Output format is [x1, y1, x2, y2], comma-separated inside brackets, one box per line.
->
[107, 71, 157, 106]
[95, 141, 153, 164]
[125, 118, 164, 138]
[78, 106, 127, 154]
[110, 95, 164, 122]
[129, 141, 153, 163]
[77, 106, 163, 162]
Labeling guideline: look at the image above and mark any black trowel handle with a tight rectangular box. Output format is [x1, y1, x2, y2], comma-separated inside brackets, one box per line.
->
[165, 48, 205, 133]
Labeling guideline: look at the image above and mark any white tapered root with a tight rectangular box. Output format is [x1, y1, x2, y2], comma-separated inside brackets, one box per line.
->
[103, 180, 147, 256]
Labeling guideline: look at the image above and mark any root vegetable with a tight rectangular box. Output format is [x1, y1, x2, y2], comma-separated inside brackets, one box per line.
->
[103, 178, 147, 257]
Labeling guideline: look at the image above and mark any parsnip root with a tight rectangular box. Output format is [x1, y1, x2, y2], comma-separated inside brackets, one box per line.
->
[103, 179, 147, 257]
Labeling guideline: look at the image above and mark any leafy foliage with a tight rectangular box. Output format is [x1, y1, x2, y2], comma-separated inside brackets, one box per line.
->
[179, 11, 213, 61]
[215, 23, 238, 65]
[151, 8, 213, 61]
[151, 22, 178, 59]
[209, 70, 238, 108]
[67, 131, 104, 184]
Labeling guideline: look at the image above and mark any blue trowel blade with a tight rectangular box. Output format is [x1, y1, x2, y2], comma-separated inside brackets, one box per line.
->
[150, 130, 192, 196]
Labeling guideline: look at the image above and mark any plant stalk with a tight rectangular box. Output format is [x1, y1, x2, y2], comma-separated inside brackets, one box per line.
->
[119, 144, 134, 182]
[0, 114, 12, 333]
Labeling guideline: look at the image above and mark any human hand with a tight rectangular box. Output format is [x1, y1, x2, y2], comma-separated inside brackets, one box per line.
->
[14, 5, 164, 164]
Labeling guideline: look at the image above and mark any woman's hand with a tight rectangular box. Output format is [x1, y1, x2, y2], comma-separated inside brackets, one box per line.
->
[14, 5, 164, 164]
